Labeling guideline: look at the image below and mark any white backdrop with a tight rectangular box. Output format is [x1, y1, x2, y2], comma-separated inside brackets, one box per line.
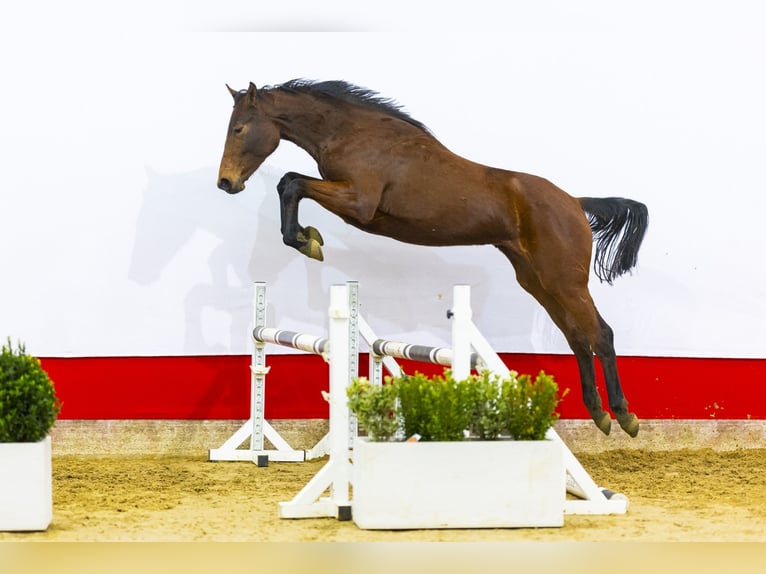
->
[1, 1, 764, 358]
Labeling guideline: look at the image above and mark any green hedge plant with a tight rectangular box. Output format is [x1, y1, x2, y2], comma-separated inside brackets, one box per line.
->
[396, 371, 475, 441]
[0, 338, 61, 442]
[347, 368, 566, 442]
[346, 377, 400, 442]
[500, 371, 564, 440]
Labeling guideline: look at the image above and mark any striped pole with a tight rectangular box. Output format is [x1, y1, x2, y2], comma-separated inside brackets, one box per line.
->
[253, 326, 329, 356]
[370, 339, 479, 370]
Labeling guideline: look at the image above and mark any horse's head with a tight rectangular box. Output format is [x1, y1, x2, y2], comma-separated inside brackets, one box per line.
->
[217, 82, 280, 194]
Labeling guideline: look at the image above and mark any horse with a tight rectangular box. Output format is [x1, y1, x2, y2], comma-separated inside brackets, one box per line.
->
[217, 79, 648, 437]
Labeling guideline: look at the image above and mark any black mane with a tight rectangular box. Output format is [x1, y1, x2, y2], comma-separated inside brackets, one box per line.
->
[270, 79, 431, 134]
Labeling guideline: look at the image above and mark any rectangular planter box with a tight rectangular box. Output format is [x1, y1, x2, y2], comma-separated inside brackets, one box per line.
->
[0, 436, 53, 531]
[352, 437, 564, 529]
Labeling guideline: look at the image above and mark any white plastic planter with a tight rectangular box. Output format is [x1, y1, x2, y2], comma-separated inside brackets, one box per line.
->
[352, 437, 564, 529]
[0, 436, 53, 531]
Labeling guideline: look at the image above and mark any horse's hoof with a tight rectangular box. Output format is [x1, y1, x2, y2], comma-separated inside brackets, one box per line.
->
[304, 226, 324, 246]
[617, 413, 639, 438]
[300, 239, 324, 261]
[593, 411, 611, 436]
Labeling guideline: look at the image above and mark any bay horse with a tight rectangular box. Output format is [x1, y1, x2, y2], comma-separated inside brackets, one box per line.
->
[217, 80, 648, 437]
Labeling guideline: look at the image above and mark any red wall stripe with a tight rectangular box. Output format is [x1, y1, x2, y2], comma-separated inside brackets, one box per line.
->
[39, 354, 766, 420]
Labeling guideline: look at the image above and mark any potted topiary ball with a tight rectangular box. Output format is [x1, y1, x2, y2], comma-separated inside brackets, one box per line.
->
[0, 338, 61, 531]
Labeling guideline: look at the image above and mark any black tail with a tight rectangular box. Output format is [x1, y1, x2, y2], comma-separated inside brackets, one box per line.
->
[578, 197, 649, 284]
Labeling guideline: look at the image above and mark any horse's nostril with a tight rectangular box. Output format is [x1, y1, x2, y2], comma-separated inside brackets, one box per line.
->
[218, 178, 232, 192]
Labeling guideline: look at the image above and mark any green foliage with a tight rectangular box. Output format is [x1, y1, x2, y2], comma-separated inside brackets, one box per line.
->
[0, 338, 61, 442]
[347, 367, 566, 442]
[395, 371, 474, 441]
[466, 370, 506, 440]
[346, 377, 400, 441]
[499, 371, 567, 441]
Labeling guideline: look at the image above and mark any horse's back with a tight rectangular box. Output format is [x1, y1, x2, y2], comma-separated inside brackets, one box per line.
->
[322, 120, 591, 250]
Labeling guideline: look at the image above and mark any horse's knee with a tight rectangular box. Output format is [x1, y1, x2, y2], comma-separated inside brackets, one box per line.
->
[277, 172, 302, 195]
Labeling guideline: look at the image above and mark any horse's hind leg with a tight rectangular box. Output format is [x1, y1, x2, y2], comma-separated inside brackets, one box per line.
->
[594, 312, 639, 436]
[497, 243, 611, 434]
[497, 242, 638, 437]
[566, 330, 614, 436]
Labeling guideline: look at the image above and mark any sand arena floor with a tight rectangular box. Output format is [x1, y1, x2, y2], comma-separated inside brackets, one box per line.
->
[2, 421, 766, 542]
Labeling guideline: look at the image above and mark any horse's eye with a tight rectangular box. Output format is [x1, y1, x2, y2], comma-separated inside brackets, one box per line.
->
[233, 125, 245, 135]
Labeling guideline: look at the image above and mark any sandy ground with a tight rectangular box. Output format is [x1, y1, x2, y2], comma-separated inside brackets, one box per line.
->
[2, 448, 766, 542]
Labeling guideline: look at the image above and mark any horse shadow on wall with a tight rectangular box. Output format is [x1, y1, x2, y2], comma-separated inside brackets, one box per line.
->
[128, 164, 500, 354]
[128, 165, 284, 353]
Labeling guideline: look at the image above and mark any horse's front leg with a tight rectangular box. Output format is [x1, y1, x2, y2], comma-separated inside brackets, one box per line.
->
[277, 172, 325, 261]
[277, 173, 381, 261]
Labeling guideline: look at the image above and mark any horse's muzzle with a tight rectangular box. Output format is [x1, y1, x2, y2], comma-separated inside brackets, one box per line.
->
[217, 177, 242, 194]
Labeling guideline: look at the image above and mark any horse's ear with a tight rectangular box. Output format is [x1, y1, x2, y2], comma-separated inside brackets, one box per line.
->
[226, 84, 238, 100]
[246, 82, 259, 106]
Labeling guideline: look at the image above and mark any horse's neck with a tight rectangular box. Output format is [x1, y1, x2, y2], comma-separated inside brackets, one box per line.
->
[268, 92, 339, 161]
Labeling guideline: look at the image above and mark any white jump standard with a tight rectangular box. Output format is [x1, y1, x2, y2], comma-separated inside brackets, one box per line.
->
[277, 283, 358, 520]
[208, 283, 346, 465]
